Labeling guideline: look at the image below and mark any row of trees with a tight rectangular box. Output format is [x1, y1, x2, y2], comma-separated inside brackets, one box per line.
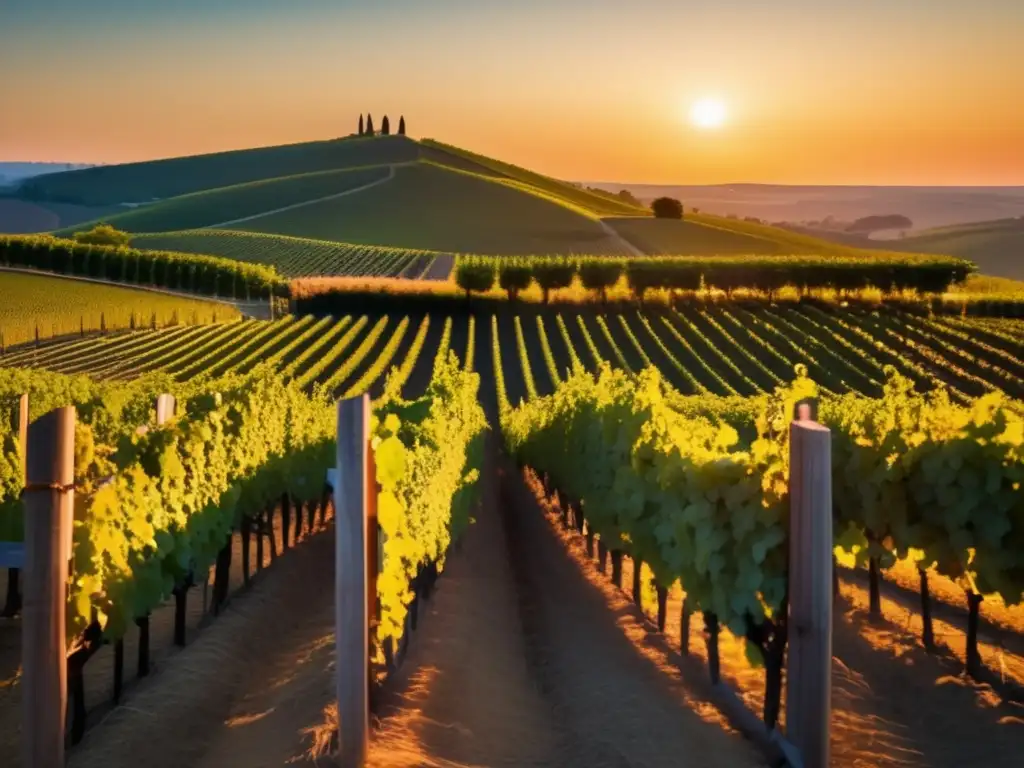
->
[357, 114, 406, 137]
[0, 233, 287, 300]
[455, 254, 974, 303]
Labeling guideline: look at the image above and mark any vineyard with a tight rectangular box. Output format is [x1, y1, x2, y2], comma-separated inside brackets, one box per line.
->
[0, 271, 237, 348]
[6, 304, 1021, 408]
[132, 229, 453, 279]
[4, 127, 1024, 767]
[1, 298, 1023, 767]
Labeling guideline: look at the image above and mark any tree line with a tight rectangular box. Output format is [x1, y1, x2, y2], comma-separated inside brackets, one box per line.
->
[358, 114, 406, 137]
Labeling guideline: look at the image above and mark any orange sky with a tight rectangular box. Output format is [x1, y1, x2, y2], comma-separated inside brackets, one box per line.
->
[3, 1, 1023, 185]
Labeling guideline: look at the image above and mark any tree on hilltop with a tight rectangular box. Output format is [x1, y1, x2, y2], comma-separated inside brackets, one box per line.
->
[381, 115, 391, 135]
[398, 115, 406, 135]
[366, 114, 375, 135]
[651, 197, 684, 219]
[358, 114, 364, 135]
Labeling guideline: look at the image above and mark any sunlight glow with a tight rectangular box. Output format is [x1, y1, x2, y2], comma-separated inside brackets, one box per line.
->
[689, 98, 727, 130]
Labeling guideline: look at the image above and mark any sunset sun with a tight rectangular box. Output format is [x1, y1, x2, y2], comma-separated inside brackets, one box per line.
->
[689, 98, 727, 129]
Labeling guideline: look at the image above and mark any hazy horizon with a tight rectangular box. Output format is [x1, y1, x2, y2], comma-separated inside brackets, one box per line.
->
[3, 1, 1023, 186]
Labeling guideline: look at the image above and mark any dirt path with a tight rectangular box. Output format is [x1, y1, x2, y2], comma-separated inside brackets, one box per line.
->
[598, 219, 645, 257]
[204, 165, 405, 230]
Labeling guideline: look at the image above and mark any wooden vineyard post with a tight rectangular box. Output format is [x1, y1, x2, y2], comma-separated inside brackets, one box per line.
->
[335, 394, 372, 767]
[786, 403, 833, 768]
[22, 406, 75, 768]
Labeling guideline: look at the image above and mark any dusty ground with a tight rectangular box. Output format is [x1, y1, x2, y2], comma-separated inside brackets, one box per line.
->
[0, 498, 327, 766]
[529, 471, 1024, 768]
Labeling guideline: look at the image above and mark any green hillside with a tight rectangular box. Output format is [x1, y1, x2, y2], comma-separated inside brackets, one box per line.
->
[8, 132, 992, 271]
[55, 165, 393, 235]
[604, 211, 930, 258]
[229, 161, 635, 256]
[420, 139, 647, 217]
[884, 218, 1024, 281]
[0, 271, 236, 347]
[132, 229, 443, 278]
[18, 134, 419, 206]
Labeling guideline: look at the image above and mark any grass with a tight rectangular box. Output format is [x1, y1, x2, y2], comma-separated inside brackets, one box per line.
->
[234, 161, 635, 255]
[0, 271, 238, 347]
[603, 212, 940, 259]
[18, 134, 419, 206]
[605, 216, 790, 255]
[55, 165, 393, 235]
[421, 139, 648, 217]
[885, 218, 1024, 281]
[0, 198, 124, 235]
[132, 229, 441, 278]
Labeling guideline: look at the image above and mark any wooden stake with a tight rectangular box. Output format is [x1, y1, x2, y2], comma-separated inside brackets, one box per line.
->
[786, 413, 833, 768]
[22, 406, 75, 768]
[335, 395, 371, 767]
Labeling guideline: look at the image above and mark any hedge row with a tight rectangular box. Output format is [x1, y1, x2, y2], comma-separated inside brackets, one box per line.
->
[0, 235, 288, 300]
[455, 254, 976, 301]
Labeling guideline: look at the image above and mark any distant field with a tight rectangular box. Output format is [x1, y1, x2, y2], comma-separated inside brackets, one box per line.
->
[885, 218, 1024, 281]
[0, 198, 124, 234]
[18, 135, 419, 206]
[132, 229, 446, 278]
[604, 216, 787, 255]
[0, 271, 238, 348]
[421, 139, 647, 217]
[232, 161, 635, 256]
[603, 211, 931, 258]
[56, 165, 394, 235]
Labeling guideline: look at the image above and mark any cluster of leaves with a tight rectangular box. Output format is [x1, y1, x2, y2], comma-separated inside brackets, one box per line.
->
[821, 371, 1024, 604]
[370, 352, 487, 648]
[2, 354, 487, 650]
[0, 234, 287, 300]
[503, 361, 1024, 650]
[0, 367, 177, 541]
[456, 253, 976, 302]
[502, 362, 793, 637]
[70, 372, 336, 640]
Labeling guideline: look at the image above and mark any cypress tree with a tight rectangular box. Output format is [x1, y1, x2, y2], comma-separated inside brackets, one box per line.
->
[366, 114, 374, 135]
[358, 114, 364, 135]
[398, 115, 406, 135]
[381, 115, 390, 135]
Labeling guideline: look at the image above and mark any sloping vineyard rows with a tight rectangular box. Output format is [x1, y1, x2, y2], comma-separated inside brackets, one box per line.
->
[133, 229, 445, 279]
[486, 306, 1023, 409]
[0, 314, 473, 404]
[2, 307, 1021, 413]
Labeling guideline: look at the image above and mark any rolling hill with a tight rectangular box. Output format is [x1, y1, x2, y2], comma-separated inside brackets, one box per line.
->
[53, 164, 394, 235]
[226, 161, 635, 256]
[17, 134, 419, 206]
[3, 133, 991, 276]
[882, 218, 1024, 281]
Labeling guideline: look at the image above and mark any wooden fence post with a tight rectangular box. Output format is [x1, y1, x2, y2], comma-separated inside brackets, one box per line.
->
[22, 406, 75, 768]
[787, 405, 832, 768]
[335, 394, 371, 767]
[156, 393, 176, 426]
